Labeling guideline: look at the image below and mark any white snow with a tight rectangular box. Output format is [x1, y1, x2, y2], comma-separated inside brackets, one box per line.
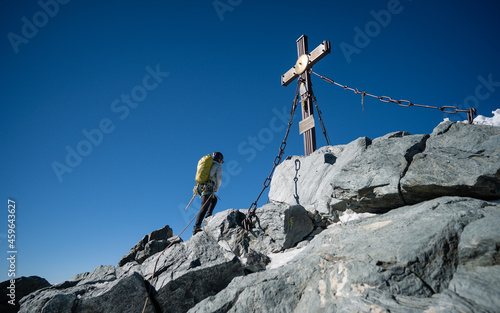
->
[442, 108, 500, 127]
[266, 247, 306, 270]
[337, 212, 376, 224]
[472, 109, 500, 126]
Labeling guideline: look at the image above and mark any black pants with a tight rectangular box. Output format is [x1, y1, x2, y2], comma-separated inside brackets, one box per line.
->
[194, 194, 217, 228]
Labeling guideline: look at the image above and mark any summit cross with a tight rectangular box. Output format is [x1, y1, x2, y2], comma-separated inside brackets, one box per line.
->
[281, 35, 331, 156]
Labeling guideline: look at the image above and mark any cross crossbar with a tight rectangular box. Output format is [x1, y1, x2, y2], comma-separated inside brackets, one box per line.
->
[281, 39, 331, 86]
[281, 35, 331, 155]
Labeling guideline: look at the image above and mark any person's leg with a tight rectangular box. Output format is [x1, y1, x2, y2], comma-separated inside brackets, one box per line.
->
[205, 195, 218, 218]
[194, 194, 210, 233]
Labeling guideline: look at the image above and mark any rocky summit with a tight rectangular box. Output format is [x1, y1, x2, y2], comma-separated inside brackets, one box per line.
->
[12, 121, 500, 312]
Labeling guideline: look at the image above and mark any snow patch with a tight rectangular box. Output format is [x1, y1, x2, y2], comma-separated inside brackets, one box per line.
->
[473, 109, 500, 126]
[442, 109, 500, 127]
[266, 247, 306, 270]
[337, 212, 376, 224]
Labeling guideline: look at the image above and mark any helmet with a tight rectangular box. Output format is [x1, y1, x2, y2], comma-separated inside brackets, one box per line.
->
[212, 151, 224, 163]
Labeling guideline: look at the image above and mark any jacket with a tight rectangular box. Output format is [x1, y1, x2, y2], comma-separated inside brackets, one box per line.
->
[209, 161, 223, 192]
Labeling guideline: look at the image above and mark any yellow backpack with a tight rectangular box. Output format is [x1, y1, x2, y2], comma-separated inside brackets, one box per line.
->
[195, 154, 214, 184]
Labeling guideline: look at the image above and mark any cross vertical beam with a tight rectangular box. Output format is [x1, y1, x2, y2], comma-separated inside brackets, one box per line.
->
[297, 35, 316, 156]
[281, 35, 331, 156]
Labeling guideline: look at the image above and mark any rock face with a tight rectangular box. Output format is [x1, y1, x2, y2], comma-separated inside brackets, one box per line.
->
[269, 121, 500, 214]
[190, 197, 500, 313]
[141, 232, 244, 313]
[0, 276, 50, 313]
[15, 121, 500, 312]
[118, 224, 179, 266]
[400, 121, 500, 203]
[269, 132, 429, 214]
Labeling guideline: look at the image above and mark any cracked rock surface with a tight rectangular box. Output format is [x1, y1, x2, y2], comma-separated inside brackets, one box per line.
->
[190, 197, 500, 313]
[16, 121, 500, 313]
[401, 121, 500, 203]
[269, 121, 500, 215]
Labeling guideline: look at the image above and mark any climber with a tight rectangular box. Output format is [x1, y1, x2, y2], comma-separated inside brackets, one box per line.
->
[193, 151, 224, 235]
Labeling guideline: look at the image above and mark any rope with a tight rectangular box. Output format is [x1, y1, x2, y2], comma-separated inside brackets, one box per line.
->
[141, 192, 210, 313]
[310, 70, 478, 124]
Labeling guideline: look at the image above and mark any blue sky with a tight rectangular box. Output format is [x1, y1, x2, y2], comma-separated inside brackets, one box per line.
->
[1, 0, 499, 284]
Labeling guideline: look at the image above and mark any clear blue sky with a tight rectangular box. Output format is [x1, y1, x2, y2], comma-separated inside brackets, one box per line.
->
[1, 0, 499, 284]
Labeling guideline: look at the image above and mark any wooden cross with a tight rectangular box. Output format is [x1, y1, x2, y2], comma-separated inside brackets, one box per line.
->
[281, 35, 331, 156]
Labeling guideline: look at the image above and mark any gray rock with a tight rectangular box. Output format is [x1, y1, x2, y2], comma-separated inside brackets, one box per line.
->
[189, 197, 500, 313]
[270, 132, 428, 214]
[401, 121, 500, 203]
[441, 207, 500, 312]
[241, 249, 271, 272]
[74, 272, 155, 313]
[243, 203, 314, 254]
[20, 289, 79, 313]
[116, 260, 142, 279]
[76, 265, 116, 286]
[118, 224, 179, 266]
[20, 272, 155, 313]
[201, 204, 313, 272]
[329, 132, 428, 212]
[17, 123, 500, 313]
[269, 145, 344, 207]
[0, 276, 50, 313]
[271, 124, 500, 220]
[141, 230, 244, 313]
[202, 209, 247, 257]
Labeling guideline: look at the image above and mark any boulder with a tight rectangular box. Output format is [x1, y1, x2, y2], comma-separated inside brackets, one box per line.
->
[401, 121, 500, 203]
[140, 230, 244, 313]
[202, 204, 314, 272]
[270, 123, 500, 218]
[244, 203, 314, 253]
[269, 132, 429, 214]
[74, 272, 154, 313]
[188, 197, 500, 312]
[0, 276, 50, 313]
[118, 224, 180, 266]
[268, 145, 345, 207]
[19, 270, 155, 313]
[76, 265, 116, 286]
[442, 207, 500, 311]
[328, 132, 428, 212]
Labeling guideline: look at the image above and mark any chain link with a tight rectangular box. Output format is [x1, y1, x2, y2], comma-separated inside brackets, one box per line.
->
[312, 96, 332, 146]
[242, 83, 301, 231]
[310, 71, 478, 124]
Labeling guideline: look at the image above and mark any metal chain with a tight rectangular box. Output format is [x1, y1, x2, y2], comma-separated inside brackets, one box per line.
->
[310, 71, 478, 124]
[311, 96, 331, 146]
[242, 83, 301, 231]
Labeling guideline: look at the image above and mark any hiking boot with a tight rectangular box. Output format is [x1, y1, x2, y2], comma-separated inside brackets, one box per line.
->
[193, 227, 202, 235]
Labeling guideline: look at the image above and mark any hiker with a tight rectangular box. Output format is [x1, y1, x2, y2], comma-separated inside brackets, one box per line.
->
[193, 151, 224, 235]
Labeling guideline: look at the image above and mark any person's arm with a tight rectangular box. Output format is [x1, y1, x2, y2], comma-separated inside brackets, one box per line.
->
[214, 163, 223, 192]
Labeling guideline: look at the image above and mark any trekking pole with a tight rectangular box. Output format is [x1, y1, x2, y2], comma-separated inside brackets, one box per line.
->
[184, 192, 197, 211]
